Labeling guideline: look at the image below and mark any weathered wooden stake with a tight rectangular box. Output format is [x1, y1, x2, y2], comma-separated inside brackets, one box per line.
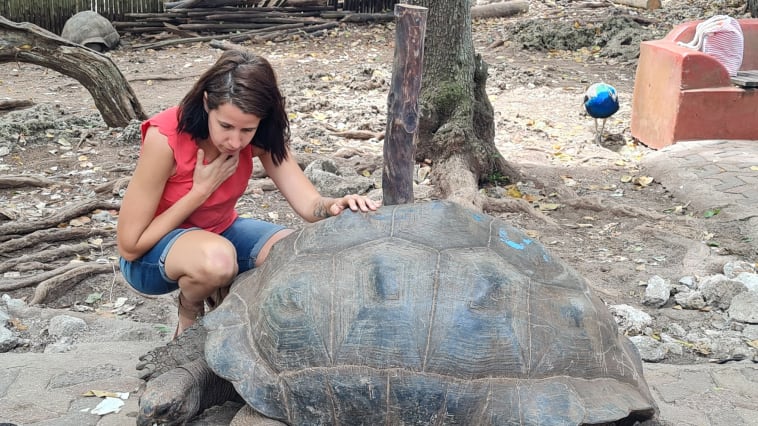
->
[382, 4, 427, 206]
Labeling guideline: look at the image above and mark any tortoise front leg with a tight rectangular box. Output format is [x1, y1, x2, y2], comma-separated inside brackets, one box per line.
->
[231, 405, 288, 426]
[138, 358, 239, 426]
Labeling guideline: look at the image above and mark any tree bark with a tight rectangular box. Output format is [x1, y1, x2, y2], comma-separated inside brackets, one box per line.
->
[407, 0, 520, 211]
[0, 16, 146, 128]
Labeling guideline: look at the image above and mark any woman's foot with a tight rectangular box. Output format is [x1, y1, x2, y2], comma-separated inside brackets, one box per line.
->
[174, 292, 204, 338]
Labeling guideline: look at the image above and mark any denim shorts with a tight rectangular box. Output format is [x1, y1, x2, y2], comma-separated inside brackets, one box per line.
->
[119, 217, 285, 295]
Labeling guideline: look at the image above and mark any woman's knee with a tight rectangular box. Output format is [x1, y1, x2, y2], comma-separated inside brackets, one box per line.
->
[166, 232, 238, 285]
[196, 239, 238, 284]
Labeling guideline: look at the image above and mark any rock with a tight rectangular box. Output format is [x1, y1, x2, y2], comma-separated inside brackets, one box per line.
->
[661, 341, 684, 357]
[642, 275, 671, 307]
[663, 322, 687, 338]
[734, 272, 758, 292]
[699, 274, 747, 310]
[2, 294, 27, 313]
[44, 337, 76, 354]
[0, 305, 10, 325]
[304, 158, 375, 198]
[48, 315, 88, 338]
[0, 326, 20, 352]
[723, 260, 756, 278]
[678, 275, 697, 289]
[728, 291, 758, 323]
[609, 304, 652, 335]
[743, 325, 758, 340]
[629, 335, 666, 362]
[674, 290, 706, 310]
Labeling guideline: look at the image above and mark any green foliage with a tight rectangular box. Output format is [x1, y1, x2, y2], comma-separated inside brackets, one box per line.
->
[483, 170, 510, 186]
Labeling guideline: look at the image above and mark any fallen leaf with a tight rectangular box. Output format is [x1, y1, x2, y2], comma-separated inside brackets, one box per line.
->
[505, 184, 522, 198]
[620, 175, 633, 183]
[633, 176, 653, 187]
[9, 318, 28, 331]
[561, 176, 577, 186]
[83, 390, 123, 398]
[538, 203, 561, 211]
[704, 208, 721, 218]
[85, 292, 102, 304]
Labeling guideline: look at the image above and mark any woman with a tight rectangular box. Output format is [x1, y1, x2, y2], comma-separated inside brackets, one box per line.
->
[117, 50, 379, 337]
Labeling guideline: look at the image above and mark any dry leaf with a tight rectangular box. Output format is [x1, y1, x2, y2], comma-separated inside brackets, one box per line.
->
[538, 203, 561, 211]
[506, 185, 522, 198]
[561, 176, 577, 187]
[634, 176, 653, 186]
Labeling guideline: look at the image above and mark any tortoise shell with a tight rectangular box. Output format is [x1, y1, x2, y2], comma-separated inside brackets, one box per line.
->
[61, 11, 120, 52]
[204, 201, 656, 424]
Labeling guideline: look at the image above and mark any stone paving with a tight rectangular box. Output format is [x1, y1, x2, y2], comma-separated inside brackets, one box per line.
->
[642, 139, 758, 221]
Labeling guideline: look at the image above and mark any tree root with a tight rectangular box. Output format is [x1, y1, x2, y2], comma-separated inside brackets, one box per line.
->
[0, 227, 113, 255]
[0, 263, 81, 292]
[562, 196, 666, 220]
[0, 174, 68, 189]
[0, 199, 120, 236]
[0, 242, 96, 273]
[94, 176, 131, 196]
[30, 262, 119, 305]
[482, 196, 558, 226]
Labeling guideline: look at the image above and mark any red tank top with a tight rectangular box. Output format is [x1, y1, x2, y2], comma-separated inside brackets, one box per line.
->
[140, 107, 253, 233]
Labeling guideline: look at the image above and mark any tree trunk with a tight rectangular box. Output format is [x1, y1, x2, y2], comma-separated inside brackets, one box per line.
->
[0, 16, 146, 128]
[407, 0, 519, 211]
[750, 0, 758, 18]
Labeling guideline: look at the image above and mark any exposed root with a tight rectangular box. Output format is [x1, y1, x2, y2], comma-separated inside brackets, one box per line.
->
[0, 199, 121, 236]
[30, 262, 119, 305]
[482, 196, 558, 226]
[562, 196, 666, 220]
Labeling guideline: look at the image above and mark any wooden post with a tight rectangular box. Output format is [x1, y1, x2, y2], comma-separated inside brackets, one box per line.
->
[610, 0, 661, 10]
[382, 4, 427, 206]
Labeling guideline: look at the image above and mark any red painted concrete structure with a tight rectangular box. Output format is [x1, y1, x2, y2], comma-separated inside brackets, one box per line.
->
[631, 19, 758, 149]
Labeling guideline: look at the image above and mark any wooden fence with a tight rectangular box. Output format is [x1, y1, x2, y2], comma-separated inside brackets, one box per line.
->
[0, 0, 164, 34]
[0, 0, 399, 35]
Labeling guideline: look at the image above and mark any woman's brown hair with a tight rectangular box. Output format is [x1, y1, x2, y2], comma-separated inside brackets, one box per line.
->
[178, 50, 290, 165]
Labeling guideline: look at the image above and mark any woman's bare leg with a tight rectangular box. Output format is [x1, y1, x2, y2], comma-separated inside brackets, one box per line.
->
[254, 229, 294, 267]
[162, 228, 294, 336]
[163, 230, 238, 336]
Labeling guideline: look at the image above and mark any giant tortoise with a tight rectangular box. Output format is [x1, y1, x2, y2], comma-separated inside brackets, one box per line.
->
[61, 11, 120, 52]
[136, 200, 657, 425]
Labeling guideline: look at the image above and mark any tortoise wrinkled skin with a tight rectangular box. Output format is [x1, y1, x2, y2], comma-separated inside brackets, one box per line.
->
[203, 200, 657, 425]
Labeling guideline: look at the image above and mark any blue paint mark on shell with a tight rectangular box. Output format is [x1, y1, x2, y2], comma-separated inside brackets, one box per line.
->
[498, 228, 532, 250]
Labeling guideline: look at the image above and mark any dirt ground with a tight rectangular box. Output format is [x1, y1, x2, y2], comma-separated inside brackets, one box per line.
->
[0, 0, 755, 364]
